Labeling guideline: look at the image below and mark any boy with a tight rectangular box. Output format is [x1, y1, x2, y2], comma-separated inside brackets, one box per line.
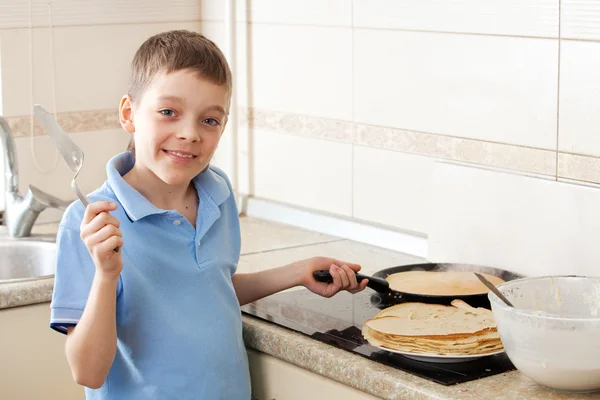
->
[50, 30, 367, 399]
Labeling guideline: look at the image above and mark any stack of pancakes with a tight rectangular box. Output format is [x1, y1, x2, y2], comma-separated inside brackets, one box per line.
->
[362, 299, 503, 356]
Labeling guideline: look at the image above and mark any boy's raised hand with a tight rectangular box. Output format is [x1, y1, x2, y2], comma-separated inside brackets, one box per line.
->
[80, 201, 123, 278]
[299, 257, 368, 298]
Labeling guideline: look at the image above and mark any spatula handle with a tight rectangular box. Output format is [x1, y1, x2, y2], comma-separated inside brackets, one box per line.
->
[312, 270, 391, 293]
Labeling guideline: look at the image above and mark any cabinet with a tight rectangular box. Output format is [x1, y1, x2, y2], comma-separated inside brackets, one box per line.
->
[247, 348, 380, 400]
[0, 302, 84, 400]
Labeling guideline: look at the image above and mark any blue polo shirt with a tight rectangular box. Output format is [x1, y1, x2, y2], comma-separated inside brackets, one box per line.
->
[50, 151, 251, 399]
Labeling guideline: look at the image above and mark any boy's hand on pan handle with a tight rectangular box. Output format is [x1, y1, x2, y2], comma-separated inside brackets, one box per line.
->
[80, 201, 124, 279]
[301, 257, 368, 298]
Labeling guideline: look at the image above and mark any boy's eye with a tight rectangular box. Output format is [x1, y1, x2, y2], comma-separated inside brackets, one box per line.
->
[203, 118, 220, 127]
[160, 109, 175, 117]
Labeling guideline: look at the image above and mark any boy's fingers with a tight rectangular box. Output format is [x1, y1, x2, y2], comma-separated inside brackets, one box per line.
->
[329, 264, 342, 290]
[335, 265, 350, 288]
[331, 259, 361, 272]
[340, 264, 358, 289]
[82, 201, 117, 225]
[359, 278, 368, 290]
[81, 212, 120, 239]
[88, 224, 122, 246]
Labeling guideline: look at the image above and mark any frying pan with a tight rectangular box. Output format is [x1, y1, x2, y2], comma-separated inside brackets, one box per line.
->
[315, 263, 524, 310]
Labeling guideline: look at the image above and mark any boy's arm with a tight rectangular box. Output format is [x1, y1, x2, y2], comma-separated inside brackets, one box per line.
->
[62, 201, 123, 389]
[231, 257, 368, 306]
[66, 273, 119, 389]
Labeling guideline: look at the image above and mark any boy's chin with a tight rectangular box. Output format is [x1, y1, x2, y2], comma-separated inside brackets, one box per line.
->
[156, 171, 197, 186]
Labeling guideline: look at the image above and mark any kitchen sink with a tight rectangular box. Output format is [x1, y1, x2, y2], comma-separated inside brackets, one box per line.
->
[0, 239, 56, 283]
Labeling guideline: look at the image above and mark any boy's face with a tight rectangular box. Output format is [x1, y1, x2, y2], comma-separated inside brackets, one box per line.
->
[121, 68, 229, 186]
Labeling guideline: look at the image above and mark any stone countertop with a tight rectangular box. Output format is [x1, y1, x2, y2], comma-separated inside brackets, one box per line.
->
[1, 217, 596, 400]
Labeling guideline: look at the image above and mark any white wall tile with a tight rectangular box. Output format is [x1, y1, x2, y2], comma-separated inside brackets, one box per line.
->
[0, 0, 207, 29]
[558, 40, 600, 156]
[354, 29, 559, 149]
[212, 123, 252, 196]
[0, 21, 205, 116]
[428, 161, 600, 277]
[242, 0, 351, 26]
[247, 24, 353, 120]
[353, 0, 559, 38]
[253, 129, 353, 217]
[353, 146, 431, 235]
[562, 0, 600, 41]
[201, 0, 352, 25]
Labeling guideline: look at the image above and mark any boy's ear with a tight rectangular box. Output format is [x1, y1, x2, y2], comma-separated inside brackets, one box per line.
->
[119, 95, 135, 134]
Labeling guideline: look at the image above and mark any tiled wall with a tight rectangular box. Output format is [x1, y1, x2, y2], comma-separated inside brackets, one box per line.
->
[208, 0, 600, 239]
[2, 1, 600, 252]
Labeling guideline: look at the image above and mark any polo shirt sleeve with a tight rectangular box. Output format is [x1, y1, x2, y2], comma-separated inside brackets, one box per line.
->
[49, 203, 99, 334]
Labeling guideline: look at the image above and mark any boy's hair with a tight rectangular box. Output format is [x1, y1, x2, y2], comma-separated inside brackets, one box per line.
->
[126, 30, 232, 152]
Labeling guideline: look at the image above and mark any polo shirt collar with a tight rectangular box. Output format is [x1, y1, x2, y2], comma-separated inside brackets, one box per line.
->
[106, 151, 231, 222]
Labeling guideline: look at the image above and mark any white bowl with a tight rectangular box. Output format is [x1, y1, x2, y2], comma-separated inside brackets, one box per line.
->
[489, 275, 600, 393]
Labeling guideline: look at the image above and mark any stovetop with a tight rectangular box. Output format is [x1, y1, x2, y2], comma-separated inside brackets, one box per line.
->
[241, 288, 515, 386]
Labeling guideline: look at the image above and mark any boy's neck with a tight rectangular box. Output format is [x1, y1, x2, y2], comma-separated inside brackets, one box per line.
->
[123, 164, 197, 212]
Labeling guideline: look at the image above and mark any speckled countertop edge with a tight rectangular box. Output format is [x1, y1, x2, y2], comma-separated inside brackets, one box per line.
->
[0, 278, 53, 309]
[242, 315, 596, 400]
[243, 315, 444, 400]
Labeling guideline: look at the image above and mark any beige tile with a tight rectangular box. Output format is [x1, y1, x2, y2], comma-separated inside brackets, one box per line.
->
[562, 0, 600, 40]
[1, 21, 206, 116]
[238, 239, 424, 275]
[239, 216, 338, 255]
[558, 40, 600, 156]
[356, 123, 557, 176]
[428, 161, 600, 277]
[52, 21, 205, 113]
[558, 152, 600, 184]
[353, 0, 558, 38]
[354, 29, 559, 149]
[353, 146, 432, 235]
[0, 0, 205, 29]
[247, 24, 352, 120]
[252, 129, 353, 217]
[9, 129, 130, 204]
[0, 27, 54, 117]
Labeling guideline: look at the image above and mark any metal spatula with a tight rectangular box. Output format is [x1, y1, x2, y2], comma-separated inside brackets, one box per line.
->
[474, 272, 513, 307]
[34, 104, 119, 252]
[33, 105, 89, 206]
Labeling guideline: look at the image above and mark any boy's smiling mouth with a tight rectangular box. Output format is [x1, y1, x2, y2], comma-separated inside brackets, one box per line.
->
[163, 149, 197, 160]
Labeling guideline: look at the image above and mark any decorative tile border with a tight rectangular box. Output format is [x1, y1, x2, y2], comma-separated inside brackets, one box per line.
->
[355, 123, 556, 176]
[245, 107, 557, 176]
[5, 109, 120, 138]
[558, 153, 600, 184]
[245, 108, 354, 143]
[7, 106, 600, 184]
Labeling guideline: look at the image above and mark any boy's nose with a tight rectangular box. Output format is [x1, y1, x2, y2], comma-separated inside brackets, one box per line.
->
[176, 126, 200, 142]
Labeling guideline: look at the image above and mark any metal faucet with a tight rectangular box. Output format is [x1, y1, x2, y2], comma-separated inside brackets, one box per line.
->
[0, 116, 71, 237]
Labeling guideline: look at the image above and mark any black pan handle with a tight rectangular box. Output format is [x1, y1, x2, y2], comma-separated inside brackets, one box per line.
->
[312, 270, 391, 294]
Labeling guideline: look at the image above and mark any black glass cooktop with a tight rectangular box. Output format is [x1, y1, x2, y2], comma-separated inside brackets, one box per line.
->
[241, 288, 515, 386]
